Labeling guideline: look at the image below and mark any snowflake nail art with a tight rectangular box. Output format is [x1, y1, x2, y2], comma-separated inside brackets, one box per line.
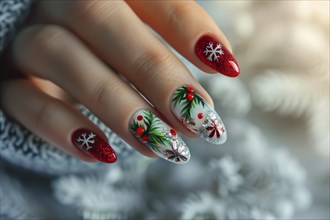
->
[72, 129, 117, 163]
[171, 86, 227, 145]
[203, 42, 224, 61]
[129, 110, 190, 164]
[76, 132, 96, 151]
[200, 111, 226, 144]
[163, 140, 189, 163]
[195, 35, 240, 77]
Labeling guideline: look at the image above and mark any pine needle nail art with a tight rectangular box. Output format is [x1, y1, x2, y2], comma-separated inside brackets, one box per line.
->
[171, 86, 227, 144]
[129, 110, 190, 164]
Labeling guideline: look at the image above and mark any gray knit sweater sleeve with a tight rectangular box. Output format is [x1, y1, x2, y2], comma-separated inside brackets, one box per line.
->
[0, 0, 33, 55]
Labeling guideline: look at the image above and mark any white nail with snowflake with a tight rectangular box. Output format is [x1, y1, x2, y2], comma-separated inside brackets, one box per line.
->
[171, 86, 227, 144]
[130, 109, 190, 164]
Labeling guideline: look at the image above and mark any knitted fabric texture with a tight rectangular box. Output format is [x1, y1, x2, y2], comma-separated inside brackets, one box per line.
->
[0, 0, 33, 55]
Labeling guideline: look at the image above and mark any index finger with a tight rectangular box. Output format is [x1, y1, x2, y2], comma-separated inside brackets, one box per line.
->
[127, 1, 240, 77]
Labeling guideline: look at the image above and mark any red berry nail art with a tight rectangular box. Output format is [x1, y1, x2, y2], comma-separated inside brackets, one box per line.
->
[137, 115, 143, 121]
[195, 35, 240, 77]
[186, 86, 194, 93]
[136, 126, 145, 136]
[171, 86, 227, 145]
[129, 110, 190, 164]
[170, 129, 177, 136]
[72, 129, 117, 163]
[186, 93, 194, 101]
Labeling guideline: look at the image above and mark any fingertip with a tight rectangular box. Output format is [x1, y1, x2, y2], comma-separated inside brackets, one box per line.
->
[71, 128, 117, 163]
[195, 35, 240, 77]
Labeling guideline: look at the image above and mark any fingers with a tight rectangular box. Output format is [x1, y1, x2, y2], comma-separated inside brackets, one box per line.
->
[0, 78, 117, 163]
[127, 1, 240, 77]
[36, 1, 227, 144]
[11, 25, 191, 164]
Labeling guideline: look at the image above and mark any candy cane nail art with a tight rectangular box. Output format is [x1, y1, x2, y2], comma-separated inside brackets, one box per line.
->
[171, 86, 227, 144]
[129, 110, 190, 164]
[72, 129, 117, 163]
[195, 35, 240, 77]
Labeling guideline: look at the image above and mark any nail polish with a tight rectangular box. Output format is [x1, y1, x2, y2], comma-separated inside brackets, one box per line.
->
[195, 35, 240, 77]
[72, 129, 117, 163]
[171, 86, 227, 144]
[129, 109, 190, 164]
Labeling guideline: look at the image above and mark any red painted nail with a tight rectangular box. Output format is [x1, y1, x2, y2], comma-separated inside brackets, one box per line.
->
[195, 35, 240, 77]
[72, 129, 117, 163]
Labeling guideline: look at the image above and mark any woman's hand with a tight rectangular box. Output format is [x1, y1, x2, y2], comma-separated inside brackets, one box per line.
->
[0, 1, 239, 164]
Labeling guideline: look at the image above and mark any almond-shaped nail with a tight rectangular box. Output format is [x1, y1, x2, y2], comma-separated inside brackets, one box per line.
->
[129, 109, 190, 164]
[72, 129, 117, 163]
[195, 35, 240, 77]
[171, 86, 227, 144]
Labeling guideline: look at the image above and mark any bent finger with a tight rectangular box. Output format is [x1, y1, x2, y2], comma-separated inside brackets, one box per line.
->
[128, 1, 240, 77]
[0, 78, 117, 163]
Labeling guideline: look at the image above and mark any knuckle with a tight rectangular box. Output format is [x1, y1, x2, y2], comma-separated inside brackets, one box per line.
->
[30, 25, 68, 57]
[34, 100, 61, 131]
[132, 49, 175, 84]
[167, 3, 196, 27]
[72, 0, 125, 25]
[14, 25, 70, 65]
[93, 78, 123, 107]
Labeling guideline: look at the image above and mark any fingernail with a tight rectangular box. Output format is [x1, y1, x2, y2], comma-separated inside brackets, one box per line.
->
[171, 86, 227, 144]
[72, 129, 117, 163]
[129, 109, 190, 164]
[195, 35, 240, 77]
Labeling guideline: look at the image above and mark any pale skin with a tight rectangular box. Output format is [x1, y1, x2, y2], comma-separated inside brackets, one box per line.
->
[0, 1, 232, 162]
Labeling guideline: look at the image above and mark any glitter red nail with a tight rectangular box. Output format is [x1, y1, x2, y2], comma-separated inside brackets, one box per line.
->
[195, 35, 240, 77]
[72, 129, 117, 163]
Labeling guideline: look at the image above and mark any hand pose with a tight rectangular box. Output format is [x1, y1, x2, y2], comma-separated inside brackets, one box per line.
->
[0, 1, 239, 164]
